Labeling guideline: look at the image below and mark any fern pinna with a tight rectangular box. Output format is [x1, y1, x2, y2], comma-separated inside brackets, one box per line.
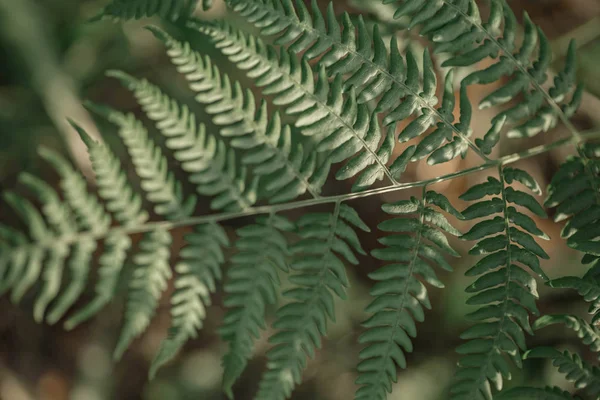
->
[0, 0, 595, 399]
[498, 142, 600, 399]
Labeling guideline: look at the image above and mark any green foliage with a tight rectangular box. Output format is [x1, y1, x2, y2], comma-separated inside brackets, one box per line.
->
[0, 0, 593, 399]
[356, 190, 462, 399]
[227, 0, 476, 167]
[500, 144, 600, 398]
[192, 19, 405, 190]
[255, 203, 369, 400]
[546, 143, 600, 267]
[534, 315, 600, 354]
[220, 214, 294, 397]
[525, 347, 600, 397]
[388, 0, 583, 150]
[151, 222, 229, 377]
[451, 167, 550, 400]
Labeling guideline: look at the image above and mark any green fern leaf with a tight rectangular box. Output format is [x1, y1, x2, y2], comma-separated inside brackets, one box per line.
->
[1, 191, 55, 305]
[390, 0, 583, 152]
[356, 190, 462, 400]
[64, 124, 148, 330]
[85, 103, 198, 219]
[227, 0, 482, 165]
[548, 277, 600, 324]
[220, 214, 294, 397]
[114, 229, 172, 360]
[535, 314, 600, 354]
[545, 144, 600, 270]
[10, 175, 73, 321]
[146, 27, 327, 202]
[524, 347, 600, 397]
[105, 71, 259, 211]
[150, 222, 229, 377]
[451, 167, 549, 399]
[255, 203, 369, 400]
[191, 20, 401, 190]
[36, 147, 110, 323]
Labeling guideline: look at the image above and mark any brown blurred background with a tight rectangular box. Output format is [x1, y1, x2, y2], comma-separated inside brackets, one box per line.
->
[0, 0, 600, 399]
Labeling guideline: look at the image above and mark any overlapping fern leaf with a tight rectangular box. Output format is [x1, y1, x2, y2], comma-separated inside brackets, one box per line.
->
[389, 0, 583, 151]
[502, 143, 600, 397]
[535, 315, 600, 354]
[0, 149, 107, 323]
[227, 0, 481, 167]
[150, 222, 229, 377]
[356, 189, 463, 400]
[502, 277, 600, 399]
[147, 26, 329, 202]
[83, 91, 245, 368]
[189, 19, 403, 190]
[220, 214, 294, 397]
[254, 203, 369, 400]
[451, 166, 550, 399]
[525, 347, 600, 398]
[546, 142, 600, 270]
[64, 125, 149, 329]
[93, 0, 211, 22]
[103, 72, 259, 211]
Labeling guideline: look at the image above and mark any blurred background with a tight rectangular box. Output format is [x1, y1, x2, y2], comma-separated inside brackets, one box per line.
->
[0, 0, 600, 399]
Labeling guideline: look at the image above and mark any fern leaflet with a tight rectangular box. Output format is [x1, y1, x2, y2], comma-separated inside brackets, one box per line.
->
[356, 189, 462, 399]
[255, 203, 369, 400]
[451, 166, 549, 399]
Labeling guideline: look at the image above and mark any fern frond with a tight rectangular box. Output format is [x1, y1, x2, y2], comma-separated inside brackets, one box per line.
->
[103, 72, 259, 211]
[70, 121, 149, 225]
[150, 222, 229, 377]
[390, 0, 583, 151]
[255, 203, 369, 400]
[191, 19, 402, 190]
[146, 27, 328, 202]
[545, 143, 600, 267]
[0, 165, 105, 325]
[535, 314, 600, 354]
[65, 124, 148, 329]
[71, 121, 234, 366]
[220, 214, 294, 397]
[0, 223, 29, 296]
[10, 176, 72, 320]
[356, 189, 463, 400]
[494, 385, 578, 399]
[114, 228, 172, 360]
[86, 103, 198, 219]
[85, 105, 240, 362]
[547, 277, 600, 325]
[39, 146, 111, 234]
[35, 147, 109, 323]
[524, 347, 600, 397]
[93, 0, 208, 22]
[451, 166, 550, 399]
[227, 0, 482, 165]
[0, 167, 92, 313]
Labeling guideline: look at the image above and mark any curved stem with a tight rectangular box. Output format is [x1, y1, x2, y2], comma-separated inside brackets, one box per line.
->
[4, 130, 600, 256]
